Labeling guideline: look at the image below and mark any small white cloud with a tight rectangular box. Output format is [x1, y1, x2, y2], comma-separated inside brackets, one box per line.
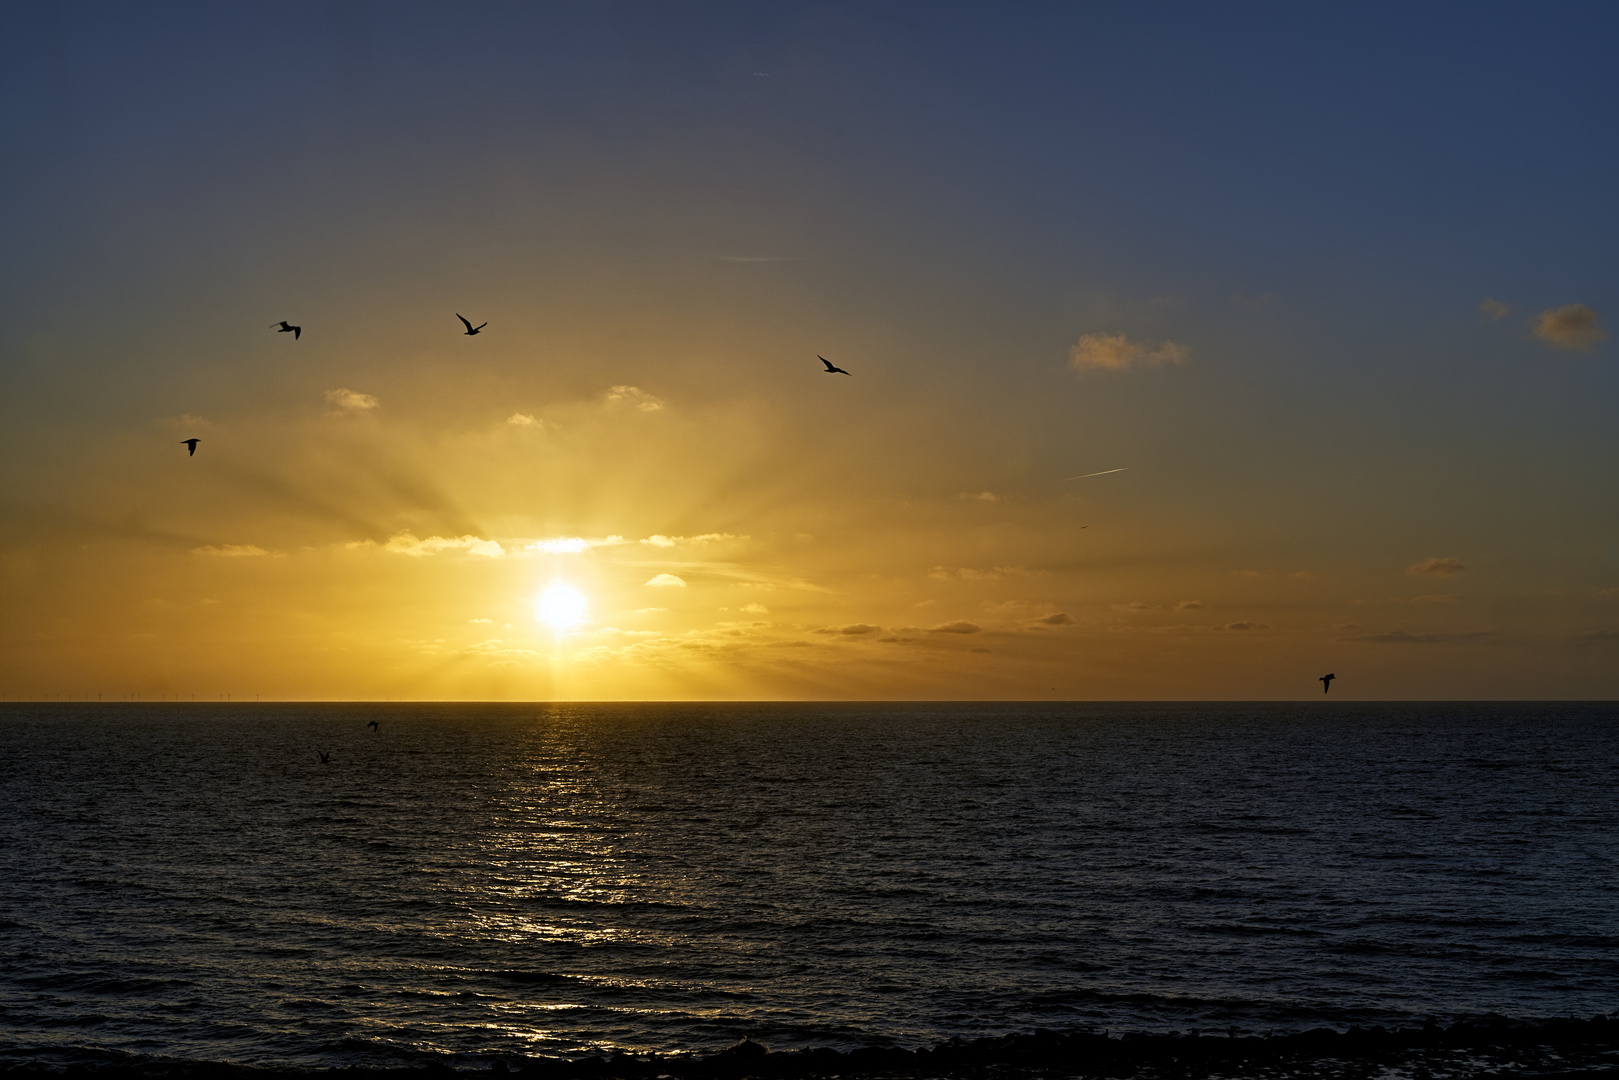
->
[640, 533, 743, 547]
[1036, 612, 1074, 625]
[1534, 304, 1607, 350]
[741, 603, 769, 614]
[959, 491, 998, 502]
[192, 544, 269, 557]
[529, 537, 592, 554]
[929, 620, 982, 634]
[635, 607, 668, 614]
[384, 532, 504, 558]
[1069, 332, 1190, 372]
[325, 388, 380, 413]
[606, 385, 665, 412]
[1479, 297, 1510, 321]
[645, 573, 687, 588]
[1177, 600, 1203, 610]
[469, 618, 493, 624]
[506, 412, 541, 427]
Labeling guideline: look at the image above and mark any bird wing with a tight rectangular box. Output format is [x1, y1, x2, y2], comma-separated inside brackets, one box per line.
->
[292, 325, 300, 339]
[457, 314, 473, 331]
[474, 322, 487, 331]
[819, 355, 835, 370]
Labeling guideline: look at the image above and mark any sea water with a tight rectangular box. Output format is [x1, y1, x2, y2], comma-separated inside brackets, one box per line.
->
[1, 702, 1615, 1068]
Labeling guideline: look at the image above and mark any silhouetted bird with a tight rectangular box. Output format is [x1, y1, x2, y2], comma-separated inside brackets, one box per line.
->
[273, 321, 301, 340]
[457, 314, 487, 335]
[819, 355, 851, 375]
[367, 720, 379, 732]
[181, 439, 200, 456]
[316, 750, 331, 764]
[1320, 673, 1335, 694]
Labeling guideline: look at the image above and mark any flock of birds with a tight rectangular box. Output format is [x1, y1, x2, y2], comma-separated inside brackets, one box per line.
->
[177, 316, 853, 457]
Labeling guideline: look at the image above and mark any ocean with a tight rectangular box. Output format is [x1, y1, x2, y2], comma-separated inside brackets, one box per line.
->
[1, 702, 1615, 1070]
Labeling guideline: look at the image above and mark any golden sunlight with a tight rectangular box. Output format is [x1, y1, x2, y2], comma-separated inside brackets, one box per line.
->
[536, 583, 588, 632]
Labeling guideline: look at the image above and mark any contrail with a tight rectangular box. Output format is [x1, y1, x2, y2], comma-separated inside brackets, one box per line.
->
[1060, 468, 1128, 481]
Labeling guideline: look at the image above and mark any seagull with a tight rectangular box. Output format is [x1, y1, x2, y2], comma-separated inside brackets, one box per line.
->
[272, 321, 301, 340]
[367, 720, 379, 732]
[316, 750, 331, 764]
[819, 355, 851, 375]
[1319, 673, 1335, 694]
[457, 314, 487, 336]
[181, 439, 200, 456]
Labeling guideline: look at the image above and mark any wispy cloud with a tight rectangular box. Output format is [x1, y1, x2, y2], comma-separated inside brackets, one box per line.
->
[606, 385, 664, 412]
[814, 624, 880, 635]
[1069, 333, 1190, 371]
[1478, 297, 1510, 321]
[929, 620, 982, 634]
[1534, 304, 1608, 350]
[645, 573, 687, 588]
[374, 532, 504, 558]
[1348, 629, 1496, 644]
[640, 533, 744, 548]
[506, 412, 541, 427]
[1035, 612, 1074, 625]
[1408, 557, 1466, 577]
[193, 544, 269, 557]
[959, 491, 998, 502]
[325, 388, 379, 414]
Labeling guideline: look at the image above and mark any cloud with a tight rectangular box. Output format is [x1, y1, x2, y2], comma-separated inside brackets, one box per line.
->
[192, 544, 269, 557]
[1176, 600, 1203, 610]
[1352, 593, 1459, 607]
[1222, 621, 1268, 631]
[645, 573, 687, 588]
[959, 491, 999, 502]
[325, 388, 380, 413]
[1597, 588, 1619, 599]
[383, 532, 504, 558]
[469, 618, 493, 624]
[1112, 601, 1154, 611]
[1290, 570, 1318, 581]
[1069, 332, 1190, 371]
[1408, 557, 1466, 577]
[506, 412, 541, 426]
[1574, 628, 1619, 641]
[1478, 297, 1510, 321]
[1037, 612, 1075, 625]
[1231, 569, 1260, 578]
[606, 385, 665, 412]
[640, 533, 743, 547]
[1534, 304, 1607, 350]
[741, 603, 769, 614]
[814, 624, 881, 635]
[530, 537, 592, 554]
[929, 621, 982, 634]
[930, 566, 1035, 581]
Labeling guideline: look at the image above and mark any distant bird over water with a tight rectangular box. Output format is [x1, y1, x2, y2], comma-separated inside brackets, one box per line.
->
[181, 439, 200, 456]
[819, 355, 851, 375]
[367, 720, 379, 732]
[316, 750, 331, 764]
[457, 314, 487, 336]
[272, 321, 301, 340]
[1320, 673, 1335, 694]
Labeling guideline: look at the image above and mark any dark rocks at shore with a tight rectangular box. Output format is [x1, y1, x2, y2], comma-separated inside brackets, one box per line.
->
[7, 1016, 1619, 1080]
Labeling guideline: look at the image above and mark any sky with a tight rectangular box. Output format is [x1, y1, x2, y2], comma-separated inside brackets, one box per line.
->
[2, 0, 1617, 701]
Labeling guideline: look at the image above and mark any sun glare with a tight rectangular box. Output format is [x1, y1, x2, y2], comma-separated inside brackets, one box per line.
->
[536, 583, 588, 632]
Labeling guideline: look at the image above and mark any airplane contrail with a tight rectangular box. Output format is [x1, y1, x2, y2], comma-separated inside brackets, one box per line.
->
[1060, 468, 1129, 481]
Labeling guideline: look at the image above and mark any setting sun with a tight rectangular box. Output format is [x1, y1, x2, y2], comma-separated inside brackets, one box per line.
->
[536, 584, 588, 632]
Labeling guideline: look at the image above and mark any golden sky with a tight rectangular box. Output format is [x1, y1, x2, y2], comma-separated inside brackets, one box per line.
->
[2, 4, 1617, 699]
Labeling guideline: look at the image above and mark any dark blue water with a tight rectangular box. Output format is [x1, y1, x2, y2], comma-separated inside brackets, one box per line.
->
[2, 702, 1616, 1069]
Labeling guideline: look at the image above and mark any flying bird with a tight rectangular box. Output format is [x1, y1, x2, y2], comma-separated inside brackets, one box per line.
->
[457, 314, 487, 335]
[819, 355, 851, 375]
[1320, 673, 1335, 694]
[181, 439, 200, 456]
[316, 750, 331, 764]
[1061, 468, 1128, 481]
[367, 720, 379, 732]
[272, 321, 301, 340]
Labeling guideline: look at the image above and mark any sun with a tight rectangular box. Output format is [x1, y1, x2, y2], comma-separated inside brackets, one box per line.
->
[536, 583, 588, 632]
